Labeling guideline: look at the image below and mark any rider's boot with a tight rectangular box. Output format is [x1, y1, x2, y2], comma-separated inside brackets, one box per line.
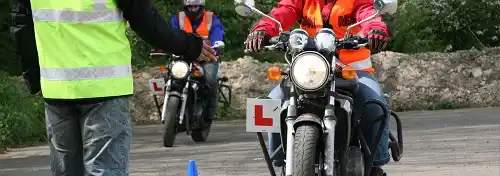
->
[370, 167, 387, 176]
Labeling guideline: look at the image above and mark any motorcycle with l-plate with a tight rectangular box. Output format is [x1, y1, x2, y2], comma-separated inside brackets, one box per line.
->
[150, 41, 228, 147]
[237, 0, 404, 175]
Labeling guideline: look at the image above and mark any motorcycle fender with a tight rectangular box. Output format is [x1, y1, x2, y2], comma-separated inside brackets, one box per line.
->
[168, 91, 181, 97]
[293, 113, 323, 130]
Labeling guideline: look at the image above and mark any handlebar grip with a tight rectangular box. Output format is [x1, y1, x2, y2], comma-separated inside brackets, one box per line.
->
[269, 37, 279, 44]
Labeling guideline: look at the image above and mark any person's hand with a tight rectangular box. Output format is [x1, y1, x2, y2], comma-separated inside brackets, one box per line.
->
[244, 30, 267, 52]
[367, 29, 389, 53]
[197, 42, 217, 62]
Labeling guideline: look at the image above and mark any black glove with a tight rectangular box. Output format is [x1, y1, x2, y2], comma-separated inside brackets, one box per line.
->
[244, 30, 268, 52]
[367, 29, 389, 54]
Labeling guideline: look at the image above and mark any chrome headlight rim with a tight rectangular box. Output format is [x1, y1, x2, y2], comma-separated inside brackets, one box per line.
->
[289, 51, 331, 91]
[169, 61, 190, 79]
[288, 29, 309, 51]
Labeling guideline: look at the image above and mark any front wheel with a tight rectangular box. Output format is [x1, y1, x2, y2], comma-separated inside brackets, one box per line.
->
[162, 96, 180, 148]
[293, 123, 321, 176]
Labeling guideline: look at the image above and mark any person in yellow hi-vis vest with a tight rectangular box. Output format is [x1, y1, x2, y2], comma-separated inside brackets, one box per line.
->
[13, 0, 217, 175]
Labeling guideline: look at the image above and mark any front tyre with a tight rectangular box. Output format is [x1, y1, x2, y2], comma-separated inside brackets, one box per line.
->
[162, 96, 180, 148]
[293, 123, 321, 176]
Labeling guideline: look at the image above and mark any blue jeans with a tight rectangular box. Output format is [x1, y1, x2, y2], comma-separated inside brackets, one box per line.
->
[44, 97, 132, 176]
[267, 71, 390, 167]
[202, 61, 220, 119]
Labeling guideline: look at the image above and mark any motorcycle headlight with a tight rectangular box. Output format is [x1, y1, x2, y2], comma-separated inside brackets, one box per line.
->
[170, 61, 189, 79]
[288, 29, 309, 52]
[290, 51, 330, 91]
[314, 28, 336, 52]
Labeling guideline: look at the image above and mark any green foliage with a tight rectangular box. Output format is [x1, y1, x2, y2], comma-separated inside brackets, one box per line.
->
[216, 104, 242, 121]
[127, 0, 500, 65]
[0, 0, 20, 75]
[128, 0, 279, 67]
[390, 0, 500, 53]
[0, 72, 45, 153]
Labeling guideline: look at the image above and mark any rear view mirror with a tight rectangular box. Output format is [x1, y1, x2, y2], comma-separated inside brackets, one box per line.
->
[234, 0, 254, 17]
[233, 0, 284, 32]
[373, 0, 398, 15]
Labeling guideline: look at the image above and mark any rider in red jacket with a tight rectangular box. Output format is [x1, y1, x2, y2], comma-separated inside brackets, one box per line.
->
[245, 0, 391, 175]
[247, 0, 389, 53]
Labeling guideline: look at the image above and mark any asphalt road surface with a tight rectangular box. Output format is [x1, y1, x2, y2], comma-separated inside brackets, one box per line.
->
[1, 107, 499, 176]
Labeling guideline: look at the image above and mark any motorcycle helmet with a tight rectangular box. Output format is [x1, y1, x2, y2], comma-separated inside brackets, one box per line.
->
[183, 0, 205, 20]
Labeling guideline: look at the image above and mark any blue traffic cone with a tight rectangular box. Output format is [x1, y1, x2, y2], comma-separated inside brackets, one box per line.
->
[187, 160, 199, 176]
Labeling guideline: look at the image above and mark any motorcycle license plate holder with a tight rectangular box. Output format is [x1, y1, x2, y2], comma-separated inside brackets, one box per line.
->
[246, 97, 283, 176]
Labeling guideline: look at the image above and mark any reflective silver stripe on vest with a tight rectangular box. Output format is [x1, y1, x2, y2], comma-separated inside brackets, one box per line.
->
[32, 0, 123, 23]
[348, 57, 372, 70]
[40, 64, 132, 81]
[206, 11, 213, 31]
[179, 12, 186, 30]
[32, 9, 124, 23]
[178, 11, 213, 31]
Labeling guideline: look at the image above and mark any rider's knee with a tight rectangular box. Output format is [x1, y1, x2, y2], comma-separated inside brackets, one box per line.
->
[364, 102, 385, 119]
[204, 72, 218, 88]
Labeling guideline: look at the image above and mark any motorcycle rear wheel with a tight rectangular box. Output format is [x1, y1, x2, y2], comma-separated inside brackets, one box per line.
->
[191, 119, 211, 142]
[162, 96, 180, 148]
[293, 123, 321, 176]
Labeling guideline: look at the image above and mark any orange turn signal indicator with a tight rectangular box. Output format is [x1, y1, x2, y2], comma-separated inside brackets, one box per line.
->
[341, 65, 357, 80]
[267, 66, 282, 81]
[193, 70, 201, 77]
[159, 65, 167, 72]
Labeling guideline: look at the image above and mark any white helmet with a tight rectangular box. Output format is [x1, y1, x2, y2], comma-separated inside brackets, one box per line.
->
[183, 0, 205, 6]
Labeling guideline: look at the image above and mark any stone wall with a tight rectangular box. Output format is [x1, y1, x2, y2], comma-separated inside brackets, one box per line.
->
[131, 47, 500, 122]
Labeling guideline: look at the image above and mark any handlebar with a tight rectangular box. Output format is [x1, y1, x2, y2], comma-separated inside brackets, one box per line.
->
[269, 36, 280, 45]
[336, 36, 369, 50]
[244, 34, 369, 53]
[150, 40, 225, 56]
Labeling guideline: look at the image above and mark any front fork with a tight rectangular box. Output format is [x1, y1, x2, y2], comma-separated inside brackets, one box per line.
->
[283, 83, 339, 176]
[323, 82, 338, 176]
[161, 79, 172, 122]
[284, 86, 297, 176]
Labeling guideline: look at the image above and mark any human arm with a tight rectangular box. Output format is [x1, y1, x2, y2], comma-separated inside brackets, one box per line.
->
[209, 15, 225, 56]
[354, 0, 390, 52]
[115, 0, 203, 60]
[11, 0, 41, 94]
[170, 15, 180, 29]
[250, 0, 304, 37]
[353, 0, 390, 36]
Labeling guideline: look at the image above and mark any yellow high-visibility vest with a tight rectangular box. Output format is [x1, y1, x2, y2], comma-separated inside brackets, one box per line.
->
[30, 0, 133, 99]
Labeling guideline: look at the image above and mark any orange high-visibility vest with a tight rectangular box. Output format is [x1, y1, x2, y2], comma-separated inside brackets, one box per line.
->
[179, 11, 220, 60]
[300, 0, 374, 74]
[178, 11, 214, 38]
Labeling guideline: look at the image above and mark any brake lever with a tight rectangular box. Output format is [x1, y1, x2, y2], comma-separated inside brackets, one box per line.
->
[356, 43, 368, 48]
